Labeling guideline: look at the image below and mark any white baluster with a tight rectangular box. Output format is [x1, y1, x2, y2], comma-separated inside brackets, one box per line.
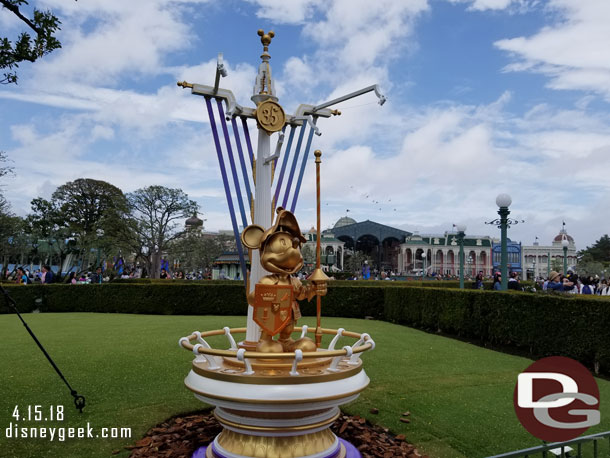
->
[328, 328, 344, 350]
[349, 333, 370, 365]
[193, 331, 212, 349]
[350, 337, 375, 365]
[192, 344, 220, 370]
[224, 327, 238, 350]
[329, 346, 352, 372]
[236, 348, 254, 375]
[290, 350, 303, 376]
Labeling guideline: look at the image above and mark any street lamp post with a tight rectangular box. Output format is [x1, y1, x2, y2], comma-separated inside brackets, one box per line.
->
[420, 250, 428, 279]
[497, 196, 510, 290]
[562, 237, 569, 274]
[532, 258, 537, 281]
[456, 224, 466, 289]
[485, 194, 524, 291]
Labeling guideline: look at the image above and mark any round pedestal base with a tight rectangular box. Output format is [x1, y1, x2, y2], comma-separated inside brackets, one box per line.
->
[182, 331, 372, 458]
[192, 439, 362, 458]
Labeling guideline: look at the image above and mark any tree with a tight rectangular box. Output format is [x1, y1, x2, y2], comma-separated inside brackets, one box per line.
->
[122, 186, 198, 279]
[344, 251, 371, 275]
[578, 235, 610, 264]
[1, 0, 63, 84]
[168, 233, 235, 273]
[301, 244, 315, 265]
[26, 197, 77, 274]
[575, 260, 605, 278]
[28, 179, 129, 273]
[52, 178, 128, 257]
[0, 151, 17, 277]
[0, 151, 15, 217]
[551, 257, 563, 273]
[0, 151, 14, 178]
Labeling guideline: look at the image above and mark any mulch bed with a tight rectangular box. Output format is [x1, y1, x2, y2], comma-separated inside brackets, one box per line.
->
[124, 410, 428, 458]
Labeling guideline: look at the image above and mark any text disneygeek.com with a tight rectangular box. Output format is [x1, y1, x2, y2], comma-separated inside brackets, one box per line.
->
[4, 422, 132, 441]
[4, 405, 131, 441]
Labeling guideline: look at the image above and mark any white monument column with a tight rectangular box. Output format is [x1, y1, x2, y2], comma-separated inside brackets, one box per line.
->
[245, 30, 282, 344]
[245, 132, 272, 343]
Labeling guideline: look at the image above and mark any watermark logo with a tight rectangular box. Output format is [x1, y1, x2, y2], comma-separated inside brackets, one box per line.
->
[514, 356, 600, 442]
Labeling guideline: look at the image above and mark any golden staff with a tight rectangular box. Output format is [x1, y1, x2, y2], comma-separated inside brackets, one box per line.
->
[309, 149, 329, 348]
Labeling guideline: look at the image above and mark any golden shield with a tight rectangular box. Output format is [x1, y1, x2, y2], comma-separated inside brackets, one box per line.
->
[253, 284, 293, 336]
[255, 100, 285, 133]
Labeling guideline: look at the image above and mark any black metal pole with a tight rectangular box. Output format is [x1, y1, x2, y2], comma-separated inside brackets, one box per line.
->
[0, 285, 86, 412]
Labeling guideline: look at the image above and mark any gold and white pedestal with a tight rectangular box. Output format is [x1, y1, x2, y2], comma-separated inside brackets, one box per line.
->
[180, 327, 375, 458]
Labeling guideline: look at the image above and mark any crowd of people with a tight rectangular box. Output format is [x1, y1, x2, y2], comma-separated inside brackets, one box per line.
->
[9, 265, 56, 285]
[6, 263, 610, 296]
[539, 271, 609, 295]
[488, 269, 610, 295]
[6, 265, 216, 284]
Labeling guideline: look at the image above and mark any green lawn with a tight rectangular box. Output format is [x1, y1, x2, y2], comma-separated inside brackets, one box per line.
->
[1, 313, 609, 458]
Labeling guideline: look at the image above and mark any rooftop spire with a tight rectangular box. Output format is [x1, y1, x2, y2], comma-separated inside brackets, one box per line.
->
[252, 29, 277, 104]
[258, 29, 274, 58]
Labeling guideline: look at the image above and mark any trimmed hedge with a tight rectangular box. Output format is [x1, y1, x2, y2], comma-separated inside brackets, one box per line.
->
[0, 283, 386, 319]
[327, 280, 535, 290]
[384, 287, 610, 372]
[2, 282, 609, 373]
[0, 283, 246, 315]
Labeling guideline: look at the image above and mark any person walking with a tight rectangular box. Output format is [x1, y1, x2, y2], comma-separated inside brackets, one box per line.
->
[474, 272, 484, 290]
[16, 267, 29, 284]
[90, 266, 104, 284]
[581, 276, 594, 295]
[547, 271, 573, 292]
[507, 272, 521, 291]
[41, 265, 54, 284]
[493, 272, 502, 290]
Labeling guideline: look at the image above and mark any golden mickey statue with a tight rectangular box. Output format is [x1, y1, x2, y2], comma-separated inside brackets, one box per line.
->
[241, 207, 327, 353]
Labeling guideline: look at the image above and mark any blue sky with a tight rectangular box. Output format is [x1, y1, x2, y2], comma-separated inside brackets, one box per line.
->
[1, 0, 609, 249]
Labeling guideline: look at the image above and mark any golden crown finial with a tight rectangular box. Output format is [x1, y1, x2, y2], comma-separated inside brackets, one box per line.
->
[314, 149, 322, 163]
[257, 29, 275, 54]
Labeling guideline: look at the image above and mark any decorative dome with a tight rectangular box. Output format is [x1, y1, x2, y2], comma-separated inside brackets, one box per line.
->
[553, 233, 574, 242]
[553, 228, 573, 244]
[334, 216, 356, 229]
[185, 213, 204, 228]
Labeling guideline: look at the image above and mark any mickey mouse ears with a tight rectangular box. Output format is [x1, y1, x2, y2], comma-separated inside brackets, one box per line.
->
[241, 207, 307, 250]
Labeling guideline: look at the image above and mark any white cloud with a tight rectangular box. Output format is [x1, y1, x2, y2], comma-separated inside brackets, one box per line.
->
[495, 0, 610, 100]
[31, 1, 208, 86]
[303, 0, 428, 73]
[3, 0, 610, 250]
[246, 0, 323, 24]
[447, 0, 537, 12]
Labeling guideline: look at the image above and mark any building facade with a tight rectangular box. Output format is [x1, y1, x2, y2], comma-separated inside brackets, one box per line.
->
[303, 229, 345, 272]
[398, 232, 494, 276]
[327, 218, 410, 271]
[521, 228, 577, 280]
[491, 238, 522, 274]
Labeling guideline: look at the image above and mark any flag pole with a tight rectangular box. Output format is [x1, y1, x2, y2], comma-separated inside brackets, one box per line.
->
[309, 149, 329, 348]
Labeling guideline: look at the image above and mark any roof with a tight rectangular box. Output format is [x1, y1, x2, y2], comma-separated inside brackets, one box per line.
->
[402, 233, 492, 247]
[185, 213, 203, 227]
[334, 216, 357, 229]
[213, 252, 250, 264]
[305, 232, 344, 244]
[329, 219, 411, 242]
[553, 230, 574, 243]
